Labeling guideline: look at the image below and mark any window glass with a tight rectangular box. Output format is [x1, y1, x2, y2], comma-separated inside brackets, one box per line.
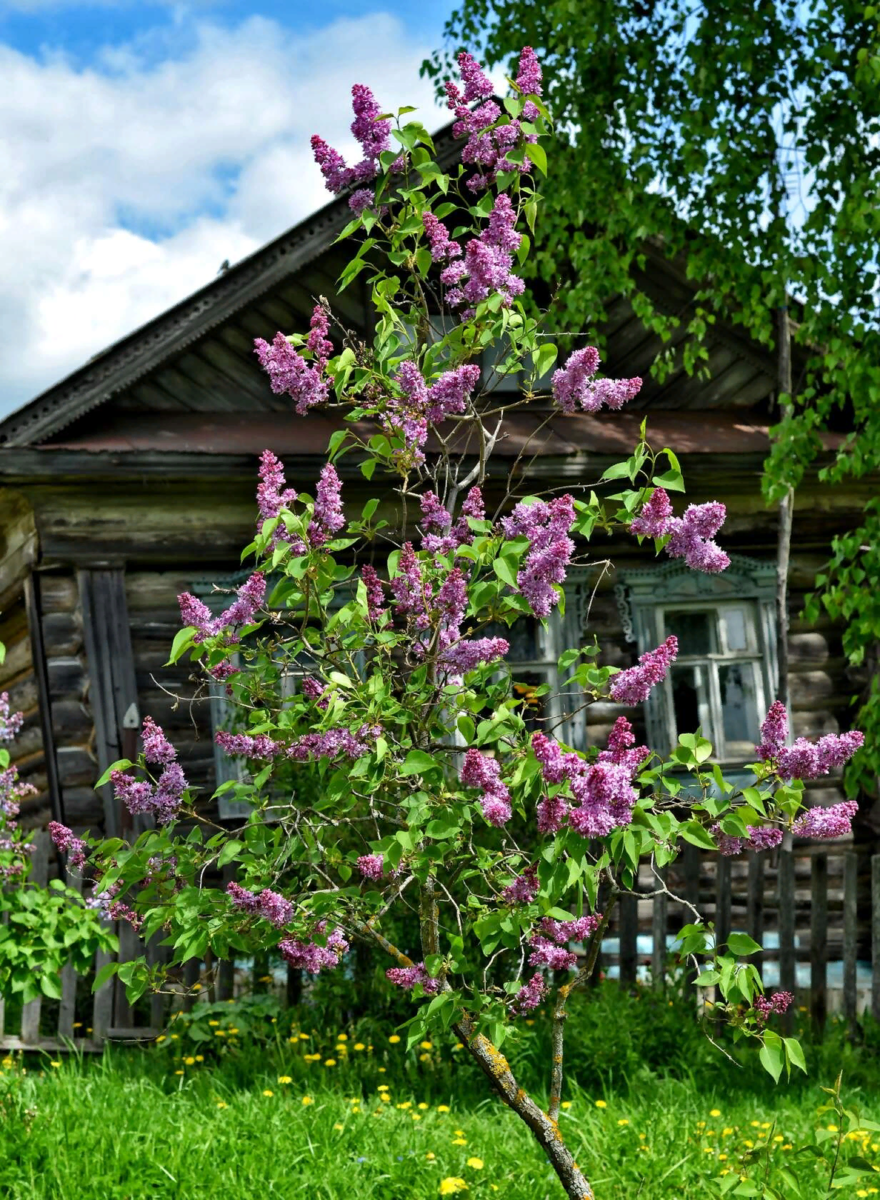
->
[722, 607, 749, 652]
[670, 663, 710, 738]
[511, 669, 552, 733]
[485, 617, 541, 662]
[664, 610, 716, 656]
[719, 661, 759, 757]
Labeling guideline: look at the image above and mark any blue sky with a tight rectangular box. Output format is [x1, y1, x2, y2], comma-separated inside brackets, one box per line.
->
[0, 0, 462, 413]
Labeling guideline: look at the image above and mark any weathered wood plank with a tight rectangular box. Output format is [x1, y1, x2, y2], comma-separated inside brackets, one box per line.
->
[651, 874, 667, 990]
[843, 852, 858, 1034]
[873, 856, 880, 1026]
[59, 869, 84, 1040]
[21, 832, 50, 1042]
[618, 892, 638, 988]
[716, 854, 731, 954]
[811, 854, 828, 1034]
[778, 846, 796, 1034]
[92, 940, 115, 1041]
[747, 853, 765, 974]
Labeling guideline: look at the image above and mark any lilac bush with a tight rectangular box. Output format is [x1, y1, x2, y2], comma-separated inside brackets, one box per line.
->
[60, 50, 866, 1200]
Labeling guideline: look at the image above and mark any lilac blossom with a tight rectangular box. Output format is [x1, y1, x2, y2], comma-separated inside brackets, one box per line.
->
[110, 771, 154, 817]
[256, 450, 305, 553]
[48, 821, 87, 870]
[537, 792, 570, 834]
[516, 46, 543, 120]
[609, 636, 678, 706]
[460, 749, 512, 826]
[445, 51, 537, 192]
[551, 347, 641, 414]
[511, 972, 546, 1015]
[771, 726, 864, 782]
[426, 363, 481, 423]
[630, 489, 674, 538]
[287, 724, 380, 763]
[597, 716, 649, 777]
[256, 888, 294, 929]
[348, 188, 373, 215]
[500, 495, 575, 618]
[311, 85, 390, 200]
[141, 715, 177, 766]
[214, 731, 283, 759]
[502, 863, 538, 905]
[456, 51, 494, 102]
[539, 914, 603, 943]
[301, 677, 329, 708]
[528, 935, 577, 971]
[254, 332, 329, 416]
[177, 592, 218, 643]
[756, 699, 789, 759]
[792, 800, 859, 840]
[420, 486, 484, 556]
[0, 694, 23, 742]
[306, 302, 334, 370]
[350, 84, 391, 159]
[218, 572, 266, 632]
[280, 927, 349, 974]
[387, 361, 430, 464]
[360, 565, 387, 622]
[714, 823, 785, 856]
[439, 637, 510, 677]
[153, 763, 188, 824]
[308, 463, 345, 547]
[390, 543, 430, 626]
[356, 854, 385, 882]
[209, 662, 240, 685]
[386, 962, 440, 994]
[532, 728, 639, 838]
[423, 212, 461, 262]
[753, 991, 793, 1022]
[227, 881, 259, 914]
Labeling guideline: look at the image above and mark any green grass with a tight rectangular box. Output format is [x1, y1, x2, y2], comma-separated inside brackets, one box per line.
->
[2, 989, 879, 1199]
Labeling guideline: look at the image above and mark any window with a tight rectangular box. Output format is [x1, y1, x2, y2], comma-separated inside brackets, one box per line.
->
[617, 555, 777, 766]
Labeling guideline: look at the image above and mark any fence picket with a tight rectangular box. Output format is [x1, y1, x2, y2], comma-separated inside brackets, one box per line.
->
[811, 853, 828, 1034]
[843, 852, 858, 1034]
[652, 873, 667, 989]
[747, 852, 765, 974]
[619, 892, 637, 988]
[873, 855, 880, 1025]
[21, 833, 50, 1043]
[58, 869, 84, 1041]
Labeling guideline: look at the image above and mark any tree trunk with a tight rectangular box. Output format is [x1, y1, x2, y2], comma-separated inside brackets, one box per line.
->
[776, 304, 793, 711]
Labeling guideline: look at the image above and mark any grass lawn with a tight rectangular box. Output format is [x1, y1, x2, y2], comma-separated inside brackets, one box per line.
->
[1, 990, 879, 1198]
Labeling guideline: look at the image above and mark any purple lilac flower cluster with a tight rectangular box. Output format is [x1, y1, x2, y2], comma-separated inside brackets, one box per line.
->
[227, 880, 294, 928]
[0, 692, 24, 742]
[386, 962, 441, 995]
[256, 450, 305, 552]
[444, 49, 541, 193]
[301, 677, 329, 709]
[48, 821, 87, 870]
[440, 195, 525, 316]
[254, 316, 331, 417]
[792, 801, 860, 840]
[713, 823, 785, 857]
[214, 731, 282, 760]
[307, 463, 345, 547]
[630, 487, 730, 574]
[538, 914, 602, 943]
[500, 495, 576, 618]
[598, 716, 650, 776]
[532, 724, 641, 838]
[386, 362, 481, 467]
[311, 84, 392, 211]
[420, 486, 485, 557]
[390, 543, 430, 626]
[511, 972, 546, 1015]
[609, 636, 678, 706]
[356, 853, 385, 881]
[280, 924, 349, 973]
[287, 724, 380, 763]
[501, 863, 538, 905]
[756, 701, 864, 783]
[460, 749, 512, 826]
[360, 565, 387, 623]
[551, 347, 642, 415]
[753, 991, 793, 1022]
[422, 212, 461, 262]
[178, 571, 266, 646]
[109, 716, 188, 824]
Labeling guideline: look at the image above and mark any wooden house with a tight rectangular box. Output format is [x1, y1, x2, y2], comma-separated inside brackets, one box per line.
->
[0, 161, 871, 858]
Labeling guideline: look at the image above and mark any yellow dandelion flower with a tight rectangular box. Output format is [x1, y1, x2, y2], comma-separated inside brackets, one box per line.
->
[278, 1076, 292, 1084]
[170, 1034, 179, 1040]
[466, 1158, 484, 1170]
[421, 1041, 433, 1050]
[299, 1033, 309, 1040]
[354, 1043, 366, 1051]
[380, 1094, 391, 1103]
[420, 1054, 431, 1062]
[195, 1055, 204, 1062]
[73, 1022, 82, 1029]
[156, 1035, 166, 1043]
[437, 1105, 451, 1113]
[412, 1113, 422, 1121]
[378, 1066, 387, 1073]
[719, 1154, 727, 1161]
[595, 1100, 607, 1109]
[214, 1030, 226, 1037]
[337, 1034, 348, 1042]
[452, 1137, 467, 1146]
[389, 1035, 401, 1044]
[229, 1028, 239, 1035]
[263, 1090, 274, 1097]
[174, 1070, 184, 1075]
[426, 1151, 436, 1160]
[618, 1119, 629, 1126]
[760, 1122, 771, 1129]
[744, 1140, 754, 1148]
[301, 1096, 314, 1106]
[704, 1147, 714, 1154]
[710, 1109, 721, 1117]
[750, 1121, 760, 1128]
[184, 1056, 196, 1066]
[827, 1125, 839, 1133]
[208, 1020, 219, 1027]
[333, 1123, 344, 1131]
[419, 1103, 430, 1110]
[49, 1061, 61, 1068]
[773, 1135, 783, 1143]
[454, 1129, 465, 1136]
[439, 1178, 468, 1195]
[561, 1102, 572, 1110]
[324, 1059, 336, 1067]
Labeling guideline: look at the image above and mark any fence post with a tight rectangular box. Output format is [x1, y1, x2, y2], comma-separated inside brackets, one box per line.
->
[747, 852, 765, 974]
[58, 868, 84, 1041]
[652, 875, 667, 989]
[619, 892, 637, 989]
[21, 833, 50, 1043]
[778, 845, 796, 1034]
[811, 853, 828, 1035]
[844, 852, 858, 1035]
[715, 853, 731, 955]
[872, 855, 880, 1025]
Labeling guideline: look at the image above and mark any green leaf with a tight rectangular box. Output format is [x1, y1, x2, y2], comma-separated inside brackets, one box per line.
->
[728, 932, 763, 957]
[524, 141, 547, 175]
[784, 1037, 808, 1074]
[95, 759, 134, 789]
[651, 469, 686, 492]
[399, 750, 438, 777]
[217, 840, 244, 868]
[493, 557, 519, 588]
[759, 1030, 785, 1083]
[92, 961, 119, 993]
[166, 625, 197, 666]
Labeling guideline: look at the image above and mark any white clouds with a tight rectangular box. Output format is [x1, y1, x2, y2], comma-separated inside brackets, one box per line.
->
[0, 12, 445, 410]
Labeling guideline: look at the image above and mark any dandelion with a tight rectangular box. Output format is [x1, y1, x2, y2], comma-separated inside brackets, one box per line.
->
[421, 1041, 433, 1050]
[278, 1076, 292, 1084]
[301, 1096, 314, 1106]
[216, 1101, 227, 1109]
[195, 1055, 204, 1063]
[455, 1129, 466, 1136]
[337, 1034, 348, 1042]
[426, 1152, 436, 1160]
[437, 1105, 451, 1112]
[49, 1060, 61, 1068]
[467, 1158, 484, 1169]
[561, 1102, 572, 1110]
[595, 1100, 607, 1109]
[439, 1180, 468, 1196]
[452, 1137, 467, 1145]
[174, 1070, 184, 1076]
[617, 1119, 629, 1126]
[389, 1035, 401, 1044]
[354, 1043, 366, 1051]
[710, 1109, 722, 1117]
[334, 1123, 344, 1131]
[420, 1053, 431, 1062]
[324, 1059, 337, 1067]
[419, 1102, 430, 1110]
[263, 1089, 274, 1097]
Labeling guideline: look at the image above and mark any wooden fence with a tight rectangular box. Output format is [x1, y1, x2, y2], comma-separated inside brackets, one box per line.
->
[2, 835, 879, 1051]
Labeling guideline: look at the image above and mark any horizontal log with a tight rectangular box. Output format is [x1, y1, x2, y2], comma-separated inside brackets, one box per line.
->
[50, 699, 94, 746]
[39, 574, 79, 614]
[60, 786, 104, 826]
[56, 746, 97, 788]
[7, 674, 38, 716]
[0, 635, 32, 688]
[42, 612, 82, 657]
[789, 633, 831, 663]
[47, 657, 88, 699]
